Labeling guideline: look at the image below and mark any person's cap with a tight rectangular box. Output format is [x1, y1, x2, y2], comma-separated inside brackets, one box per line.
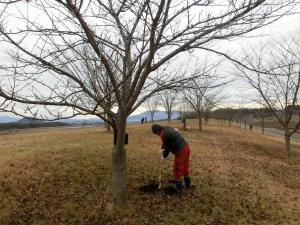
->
[151, 124, 162, 134]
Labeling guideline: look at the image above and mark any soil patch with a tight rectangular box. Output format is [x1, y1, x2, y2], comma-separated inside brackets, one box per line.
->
[139, 181, 181, 196]
[163, 186, 178, 195]
[139, 181, 159, 193]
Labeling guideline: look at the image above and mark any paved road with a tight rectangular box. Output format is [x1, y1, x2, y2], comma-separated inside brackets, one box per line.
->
[240, 124, 300, 142]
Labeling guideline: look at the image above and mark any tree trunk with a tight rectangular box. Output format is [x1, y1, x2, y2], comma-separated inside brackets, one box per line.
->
[168, 112, 171, 123]
[182, 117, 187, 131]
[198, 113, 202, 131]
[112, 113, 127, 205]
[261, 116, 264, 134]
[104, 114, 111, 132]
[284, 128, 291, 157]
[107, 124, 111, 132]
[150, 112, 154, 122]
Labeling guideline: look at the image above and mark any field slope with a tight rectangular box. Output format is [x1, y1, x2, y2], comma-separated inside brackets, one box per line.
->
[0, 120, 299, 225]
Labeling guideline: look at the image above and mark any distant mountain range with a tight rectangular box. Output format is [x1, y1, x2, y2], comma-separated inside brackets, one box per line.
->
[0, 116, 103, 125]
[0, 115, 22, 123]
[0, 110, 180, 125]
[128, 110, 180, 122]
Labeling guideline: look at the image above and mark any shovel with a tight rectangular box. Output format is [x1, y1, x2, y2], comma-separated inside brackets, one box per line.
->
[158, 154, 164, 189]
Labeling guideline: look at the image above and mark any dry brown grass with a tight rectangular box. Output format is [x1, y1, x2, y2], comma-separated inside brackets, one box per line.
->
[0, 119, 299, 225]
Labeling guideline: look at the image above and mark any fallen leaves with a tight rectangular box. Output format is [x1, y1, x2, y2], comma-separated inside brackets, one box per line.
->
[0, 121, 299, 224]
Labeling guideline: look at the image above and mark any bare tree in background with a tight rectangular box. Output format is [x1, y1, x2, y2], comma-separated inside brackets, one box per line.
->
[203, 105, 213, 124]
[236, 93, 251, 129]
[146, 96, 159, 122]
[236, 39, 300, 156]
[253, 97, 271, 134]
[228, 108, 237, 127]
[254, 105, 267, 134]
[0, 0, 296, 204]
[160, 90, 178, 123]
[182, 62, 226, 131]
[177, 101, 190, 130]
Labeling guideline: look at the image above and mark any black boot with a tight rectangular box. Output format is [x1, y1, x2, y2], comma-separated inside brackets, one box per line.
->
[175, 181, 182, 192]
[184, 176, 191, 188]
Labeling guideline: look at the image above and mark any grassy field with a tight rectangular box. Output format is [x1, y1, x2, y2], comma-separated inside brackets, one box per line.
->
[0, 120, 299, 225]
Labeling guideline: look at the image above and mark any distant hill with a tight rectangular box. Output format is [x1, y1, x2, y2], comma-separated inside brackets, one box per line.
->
[0, 115, 20, 123]
[58, 110, 180, 124]
[17, 118, 47, 124]
[0, 115, 103, 125]
[58, 117, 103, 125]
[0, 118, 69, 131]
[0, 110, 180, 126]
[128, 110, 180, 122]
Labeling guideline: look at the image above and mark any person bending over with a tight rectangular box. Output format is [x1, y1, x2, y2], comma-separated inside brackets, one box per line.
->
[152, 124, 191, 191]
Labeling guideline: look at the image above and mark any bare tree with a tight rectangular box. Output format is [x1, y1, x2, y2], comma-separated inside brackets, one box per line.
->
[225, 108, 237, 127]
[256, 107, 267, 134]
[182, 62, 226, 131]
[236, 38, 300, 156]
[177, 101, 190, 130]
[146, 96, 159, 122]
[253, 97, 272, 134]
[160, 90, 178, 123]
[82, 47, 118, 132]
[0, 0, 296, 204]
[236, 93, 252, 129]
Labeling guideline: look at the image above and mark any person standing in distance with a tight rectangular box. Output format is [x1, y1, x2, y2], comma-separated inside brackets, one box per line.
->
[152, 124, 191, 191]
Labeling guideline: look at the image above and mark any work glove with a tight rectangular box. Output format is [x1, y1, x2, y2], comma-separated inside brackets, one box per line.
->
[160, 149, 165, 160]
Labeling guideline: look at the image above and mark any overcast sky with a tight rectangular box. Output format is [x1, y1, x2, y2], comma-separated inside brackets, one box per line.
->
[203, 10, 300, 109]
[0, 3, 299, 117]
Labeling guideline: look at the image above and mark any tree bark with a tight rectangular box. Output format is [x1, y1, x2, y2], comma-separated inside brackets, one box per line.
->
[104, 114, 112, 132]
[182, 117, 187, 131]
[168, 112, 171, 123]
[198, 113, 202, 131]
[107, 123, 111, 132]
[261, 116, 264, 134]
[112, 113, 127, 205]
[150, 112, 154, 122]
[284, 128, 291, 157]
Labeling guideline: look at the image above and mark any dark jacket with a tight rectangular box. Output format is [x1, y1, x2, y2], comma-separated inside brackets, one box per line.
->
[160, 126, 187, 158]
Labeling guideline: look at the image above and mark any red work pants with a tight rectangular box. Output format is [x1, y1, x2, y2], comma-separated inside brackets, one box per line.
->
[173, 144, 190, 178]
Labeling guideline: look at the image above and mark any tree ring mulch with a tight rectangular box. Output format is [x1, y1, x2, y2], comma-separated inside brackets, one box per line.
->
[163, 186, 178, 195]
[139, 181, 159, 193]
[139, 182, 178, 195]
[139, 181, 196, 195]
